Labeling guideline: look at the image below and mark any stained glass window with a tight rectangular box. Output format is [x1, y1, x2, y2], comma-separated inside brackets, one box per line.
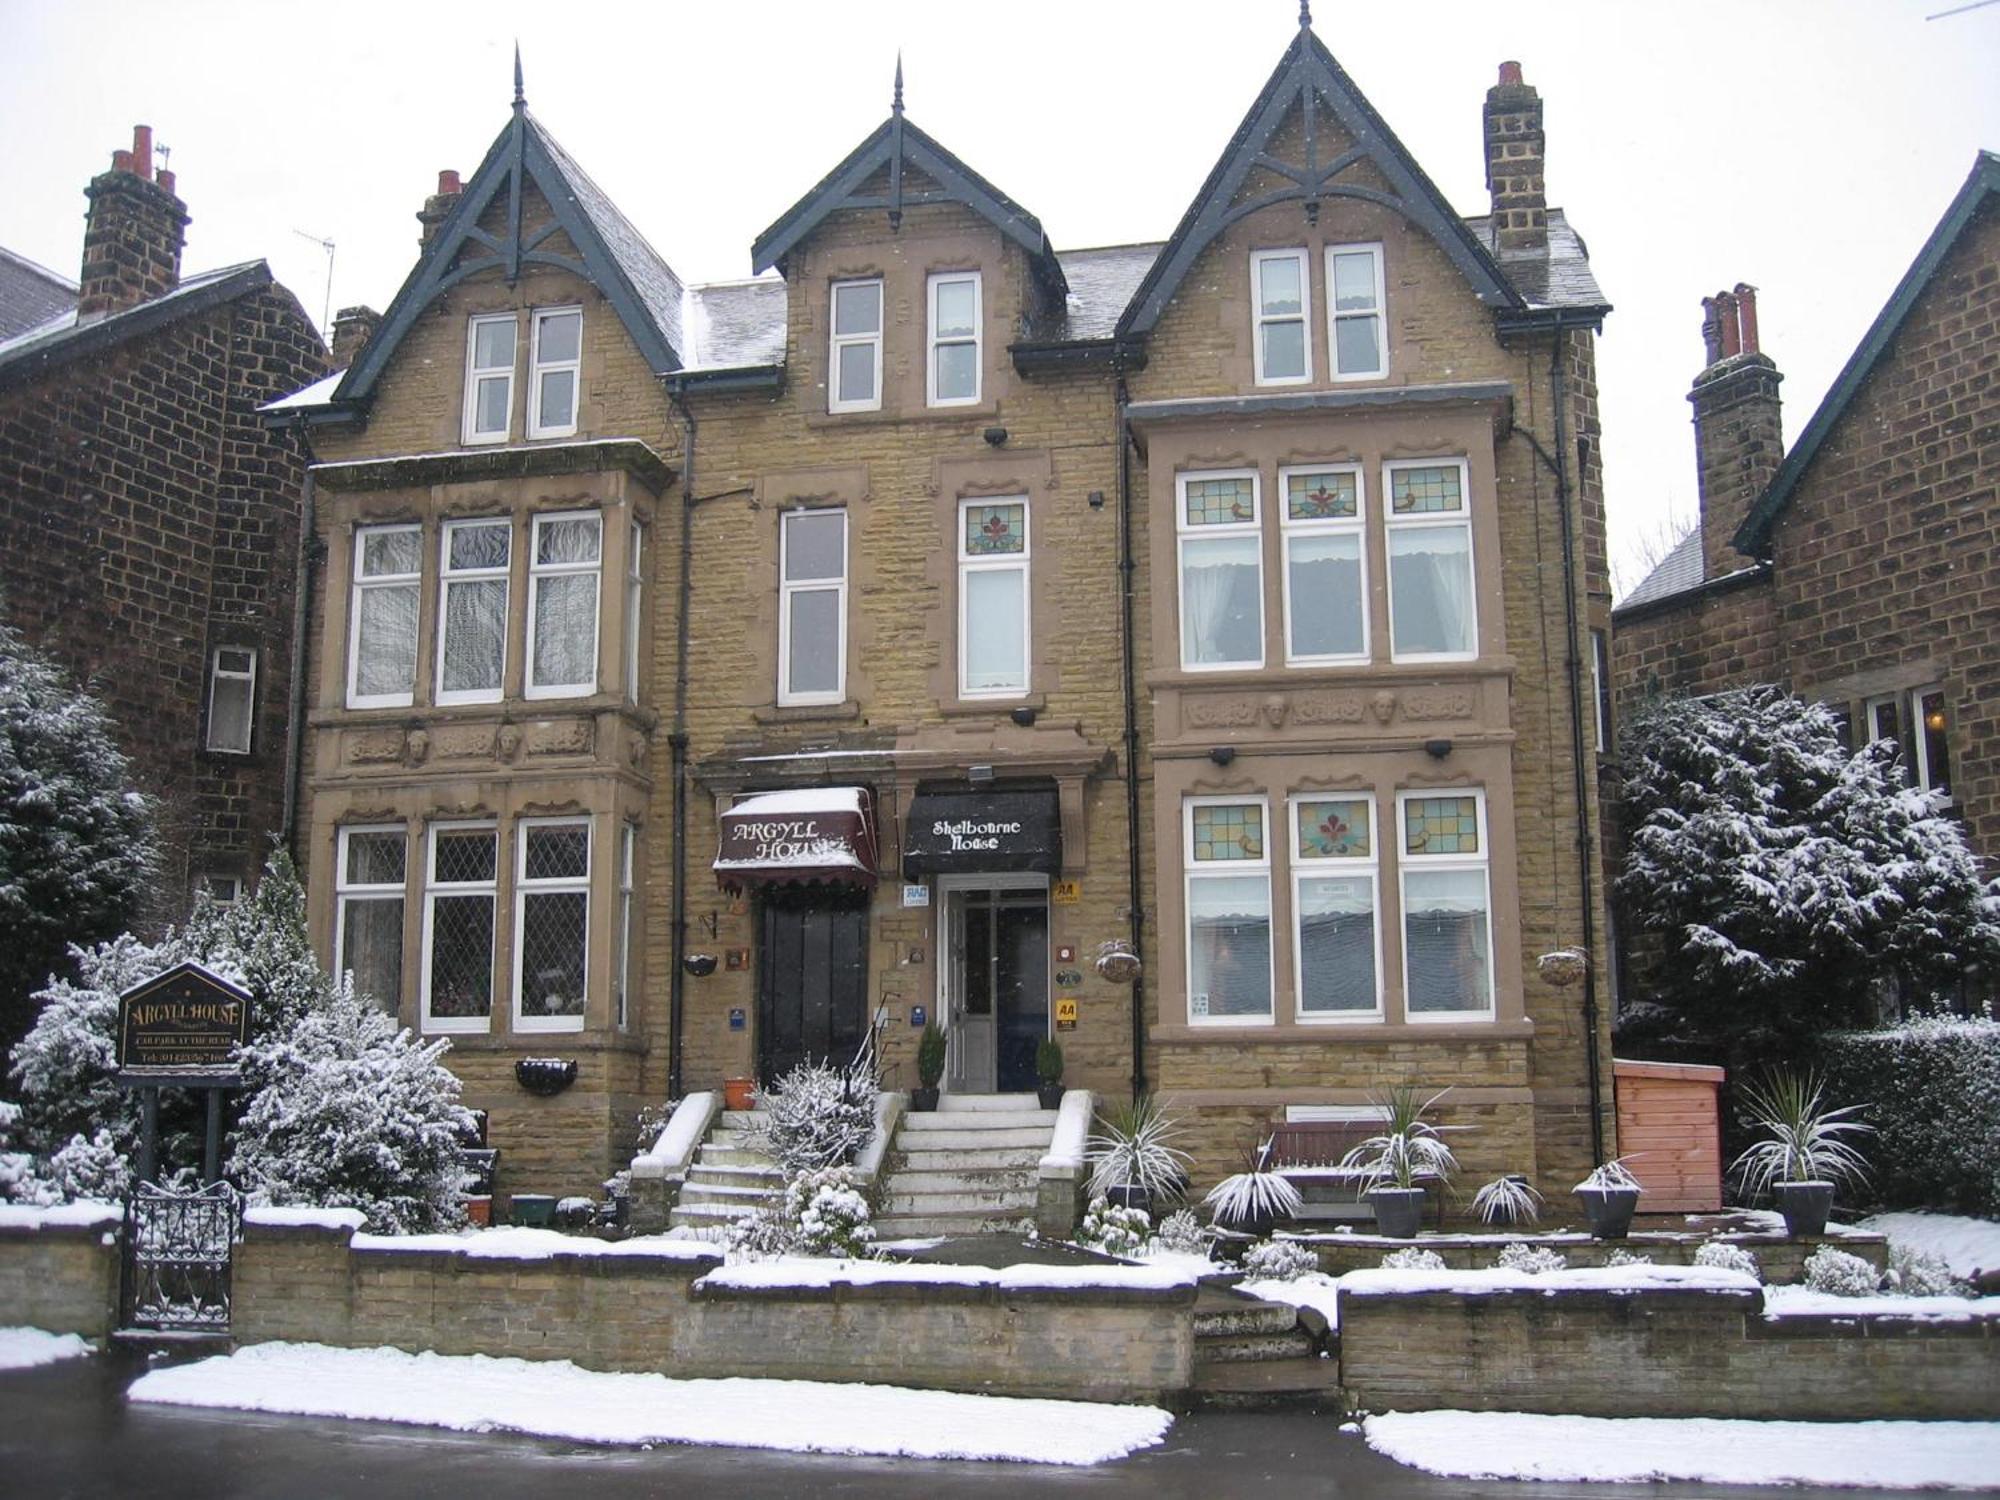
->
[1192, 803, 1263, 862]
[1183, 475, 1256, 527]
[1296, 799, 1371, 860]
[1287, 471, 1358, 520]
[1404, 796, 1480, 855]
[963, 502, 1025, 555]
[1390, 464, 1463, 514]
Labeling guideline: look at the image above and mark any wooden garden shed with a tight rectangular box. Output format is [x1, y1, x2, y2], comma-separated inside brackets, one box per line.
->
[1613, 1059, 1725, 1212]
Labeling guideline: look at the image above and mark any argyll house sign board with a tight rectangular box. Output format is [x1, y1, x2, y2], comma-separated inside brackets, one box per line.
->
[116, 961, 251, 1083]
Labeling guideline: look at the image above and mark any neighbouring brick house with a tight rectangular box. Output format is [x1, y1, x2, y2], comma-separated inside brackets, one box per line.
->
[1613, 152, 2000, 891]
[0, 127, 328, 1038]
[271, 15, 1616, 1204]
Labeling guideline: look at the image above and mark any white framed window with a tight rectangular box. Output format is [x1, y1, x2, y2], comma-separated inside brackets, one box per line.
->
[463, 313, 517, 445]
[1279, 466, 1367, 665]
[927, 272, 981, 406]
[526, 511, 601, 699]
[1911, 686, 1954, 806]
[347, 524, 422, 709]
[1384, 459, 1476, 661]
[336, 825, 406, 1014]
[205, 646, 256, 753]
[829, 279, 883, 413]
[1291, 795, 1381, 1021]
[1251, 248, 1311, 385]
[435, 518, 510, 705]
[422, 822, 496, 1033]
[528, 306, 582, 439]
[199, 874, 242, 906]
[779, 508, 847, 704]
[1177, 471, 1264, 670]
[514, 816, 590, 1033]
[1397, 791, 1494, 1020]
[614, 822, 636, 1031]
[1326, 242, 1387, 379]
[1864, 694, 1901, 749]
[958, 497, 1029, 697]
[1184, 797, 1273, 1025]
[625, 521, 644, 703]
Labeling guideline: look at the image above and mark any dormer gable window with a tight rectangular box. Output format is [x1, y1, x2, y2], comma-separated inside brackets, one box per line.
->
[462, 306, 583, 444]
[928, 272, 981, 406]
[1252, 249, 1311, 385]
[1328, 243, 1386, 379]
[528, 307, 582, 437]
[464, 314, 516, 444]
[829, 280, 883, 413]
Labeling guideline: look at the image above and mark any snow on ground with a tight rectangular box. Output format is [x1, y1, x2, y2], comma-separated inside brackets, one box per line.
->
[1240, 1273, 1341, 1329]
[1859, 1211, 2000, 1279]
[1362, 1410, 2000, 1489]
[699, 1255, 1197, 1292]
[1136, 1248, 1220, 1279]
[128, 1342, 1172, 1466]
[0, 1328, 92, 1370]
[1762, 1285, 1993, 1321]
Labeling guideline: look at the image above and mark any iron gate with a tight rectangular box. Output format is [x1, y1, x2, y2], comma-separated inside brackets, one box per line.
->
[123, 1182, 239, 1332]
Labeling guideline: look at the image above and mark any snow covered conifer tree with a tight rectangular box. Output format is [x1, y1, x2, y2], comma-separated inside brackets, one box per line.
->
[1616, 687, 2000, 1065]
[0, 620, 156, 1053]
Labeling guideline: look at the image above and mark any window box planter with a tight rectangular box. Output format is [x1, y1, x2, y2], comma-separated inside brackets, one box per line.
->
[510, 1194, 556, 1228]
[515, 1057, 578, 1097]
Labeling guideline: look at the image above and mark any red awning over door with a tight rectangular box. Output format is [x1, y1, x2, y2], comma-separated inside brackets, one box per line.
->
[714, 787, 879, 892]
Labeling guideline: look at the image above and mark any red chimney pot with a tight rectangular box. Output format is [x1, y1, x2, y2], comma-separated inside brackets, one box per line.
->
[155, 168, 176, 197]
[111, 149, 134, 175]
[1717, 291, 1741, 358]
[1733, 282, 1760, 356]
[438, 169, 462, 196]
[131, 125, 153, 181]
[1498, 60, 1524, 86]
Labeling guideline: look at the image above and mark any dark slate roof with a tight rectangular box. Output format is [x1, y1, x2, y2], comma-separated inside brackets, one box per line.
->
[1735, 150, 2000, 556]
[1046, 244, 1162, 342]
[0, 261, 270, 391]
[683, 278, 787, 371]
[1615, 528, 1704, 610]
[1468, 210, 1609, 314]
[534, 116, 685, 358]
[0, 246, 77, 340]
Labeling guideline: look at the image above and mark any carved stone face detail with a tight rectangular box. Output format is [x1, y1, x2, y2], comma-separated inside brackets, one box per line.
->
[404, 728, 430, 766]
[1262, 694, 1288, 728]
[1370, 689, 1398, 725]
[496, 725, 522, 763]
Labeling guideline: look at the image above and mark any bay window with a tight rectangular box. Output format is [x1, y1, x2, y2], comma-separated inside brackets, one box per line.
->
[348, 524, 421, 708]
[336, 825, 407, 1013]
[1385, 459, 1476, 660]
[1177, 471, 1264, 670]
[527, 512, 601, 698]
[1398, 792, 1494, 1019]
[515, 817, 590, 1032]
[422, 822, 497, 1032]
[527, 307, 582, 438]
[1292, 796, 1380, 1020]
[1281, 466, 1367, 663]
[779, 508, 847, 704]
[959, 498, 1029, 696]
[829, 279, 883, 412]
[1252, 249, 1310, 384]
[436, 519, 510, 704]
[1185, 798, 1273, 1024]
[1327, 243, 1386, 379]
[928, 272, 981, 406]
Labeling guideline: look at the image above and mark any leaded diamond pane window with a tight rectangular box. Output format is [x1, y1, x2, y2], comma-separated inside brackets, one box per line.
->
[338, 826, 406, 1015]
[428, 897, 494, 1019]
[516, 818, 589, 1028]
[524, 824, 589, 881]
[434, 829, 497, 884]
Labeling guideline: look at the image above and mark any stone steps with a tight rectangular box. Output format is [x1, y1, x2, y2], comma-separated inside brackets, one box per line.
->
[886, 1126, 1053, 1152]
[873, 1096, 1061, 1240]
[880, 1189, 1040, 1219]
[1182, 1283, 1339, 1410]
[669, 1107, 779, 1232]
[901, 1109, 1056, 1133]
[1184, 1355, 1345, 1411]
[872, 1209, 1041, 1239]
[932, 1093, 1045, 1113]
[890, 1167, 1039, 1196]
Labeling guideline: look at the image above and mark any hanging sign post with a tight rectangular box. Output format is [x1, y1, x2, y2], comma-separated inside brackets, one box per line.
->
[114, 961, 251, 1187]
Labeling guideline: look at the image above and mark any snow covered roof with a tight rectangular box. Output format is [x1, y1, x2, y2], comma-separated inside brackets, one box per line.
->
[261, 367, 346, 413]
[0, 244, 78, 340]
[0, 261, 273, 389]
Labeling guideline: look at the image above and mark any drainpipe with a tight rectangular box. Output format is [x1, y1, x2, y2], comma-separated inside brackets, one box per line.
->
[667, 386, 696, 1101]
[280, 415, 318, 854]
[1543, 315, 1608, 1166]
[1116, 374, 1147, 1100]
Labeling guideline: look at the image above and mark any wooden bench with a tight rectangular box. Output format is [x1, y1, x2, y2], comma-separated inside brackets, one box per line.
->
[1260, 1108, 1445, 1229]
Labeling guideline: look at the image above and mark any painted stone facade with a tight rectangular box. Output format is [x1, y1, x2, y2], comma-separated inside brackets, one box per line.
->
[282, 24, 1615, 1205]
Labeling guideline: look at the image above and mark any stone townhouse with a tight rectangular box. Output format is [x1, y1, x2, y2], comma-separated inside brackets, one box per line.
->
[0, 127, 327, 1047]
[1614, 152, 2000, 887]
[272, 14, 1616, 1204]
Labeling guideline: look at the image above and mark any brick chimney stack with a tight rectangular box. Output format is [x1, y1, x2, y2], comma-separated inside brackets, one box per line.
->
[77, 125, 190, 320]
[1690, 284, 1784, 576]
[1483, 61, 1547, 253]
[417, 169, 463, 254]
[330, 305, 382, 368]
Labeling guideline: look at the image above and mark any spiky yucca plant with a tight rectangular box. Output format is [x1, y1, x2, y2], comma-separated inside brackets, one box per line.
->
[1732, 1069, 1872, 1195]
[1086, 1095, 1192, 1202]
[1340, 1084, 1456, 1192]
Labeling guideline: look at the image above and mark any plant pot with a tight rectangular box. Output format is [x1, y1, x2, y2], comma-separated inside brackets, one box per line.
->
[1037, 1084, 1064, 1110]
[911, 1086, 940, 1112]
[1367, 1186, 1428, 1239]
[1105, 1184, 1153, 1217]
[465, 1194, 492, 1228]
[514, 1057, 578, 1097]
[1217, 1208, 1279, 1240]
[510, 1193, 556, 1228]
[1773, 1180, 1836, 1238]
[1576, 1185, 1640, 1240]
[723, 1077, 757, 1112]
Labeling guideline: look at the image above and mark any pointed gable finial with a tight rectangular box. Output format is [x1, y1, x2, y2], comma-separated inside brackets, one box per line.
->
[893, 52, 904, 114]
[1299, 0, 1312, 27]
[513, 43, 526, 111]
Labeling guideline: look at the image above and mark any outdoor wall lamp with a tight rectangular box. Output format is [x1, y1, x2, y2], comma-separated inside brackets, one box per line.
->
[1209, 746, 1236, 766]
[1010, 706, 1038, 727]
[1424, 738, 1453, 760]
[983, 426, 1008, 447]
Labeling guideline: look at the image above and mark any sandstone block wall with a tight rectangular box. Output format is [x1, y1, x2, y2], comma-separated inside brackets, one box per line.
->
[0, 1218, 121, 1339]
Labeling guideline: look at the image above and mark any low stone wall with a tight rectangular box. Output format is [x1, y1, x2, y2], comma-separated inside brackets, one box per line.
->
[1297, 1229, 1886, 1284]
[1340, 1281, 2000, 1420]
[0, 1206, 122, 1339]
[234, 1219, 1193, 1403]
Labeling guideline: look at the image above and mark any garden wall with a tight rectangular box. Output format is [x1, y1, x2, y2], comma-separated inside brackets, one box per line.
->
[0, 1205, 122, 1340]
[1340, 1281, 2000, 1420]
[233, 1218, 1194, 1403]
[1297, 1228, 1888, 1284]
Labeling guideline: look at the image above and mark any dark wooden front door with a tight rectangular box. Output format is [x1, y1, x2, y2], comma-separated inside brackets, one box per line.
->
[757, 887, 869, 1081]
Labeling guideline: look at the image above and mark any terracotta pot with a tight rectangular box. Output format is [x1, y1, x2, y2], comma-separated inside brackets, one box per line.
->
[723, 1077, 757, 1112]
[465, 1195, 492, 1227]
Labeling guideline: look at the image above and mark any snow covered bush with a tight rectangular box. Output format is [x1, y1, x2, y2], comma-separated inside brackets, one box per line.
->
[1886, 1244, 1969, 1299]
[1380, 1246, 1447, 1270]
[1819, 1017, 2000, 1215]
[1615, 688, 2000, 1064]
[1606, 1248, 1653, 1268]
[1240, 1237, 1317, 1281]
[755, 1058, 878, 1174]
[785, 1165, 875, 1257]
[0, 621, 156, 1052]
[1802, 1245, 1882, 1297]
[1075, 1195, 1149, 1258]
[1694, 1239, 1761, 1278]
[1152, 1208, 1210, 1257]
[1496, 1241, 1567, 1274]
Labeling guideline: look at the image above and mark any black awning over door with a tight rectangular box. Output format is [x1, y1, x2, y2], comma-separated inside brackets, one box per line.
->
[900, 788, 1061, 880]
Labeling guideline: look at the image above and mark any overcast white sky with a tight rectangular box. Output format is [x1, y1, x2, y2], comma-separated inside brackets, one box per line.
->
[2, 0, 1996, 593]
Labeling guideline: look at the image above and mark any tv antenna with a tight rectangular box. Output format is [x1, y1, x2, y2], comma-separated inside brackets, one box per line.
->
[292, 229, 336, 337]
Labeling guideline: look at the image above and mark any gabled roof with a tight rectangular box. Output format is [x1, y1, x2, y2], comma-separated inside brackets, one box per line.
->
[335, 100, 685, 410]
[1119, 24, 1524, 340]
[0, 261, 272, 394]
[751, 102, 1065, 294]
[0, 245, 77, 340]
[1735, 150, 2000, 556]
[1615, 528, 1704, 611]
